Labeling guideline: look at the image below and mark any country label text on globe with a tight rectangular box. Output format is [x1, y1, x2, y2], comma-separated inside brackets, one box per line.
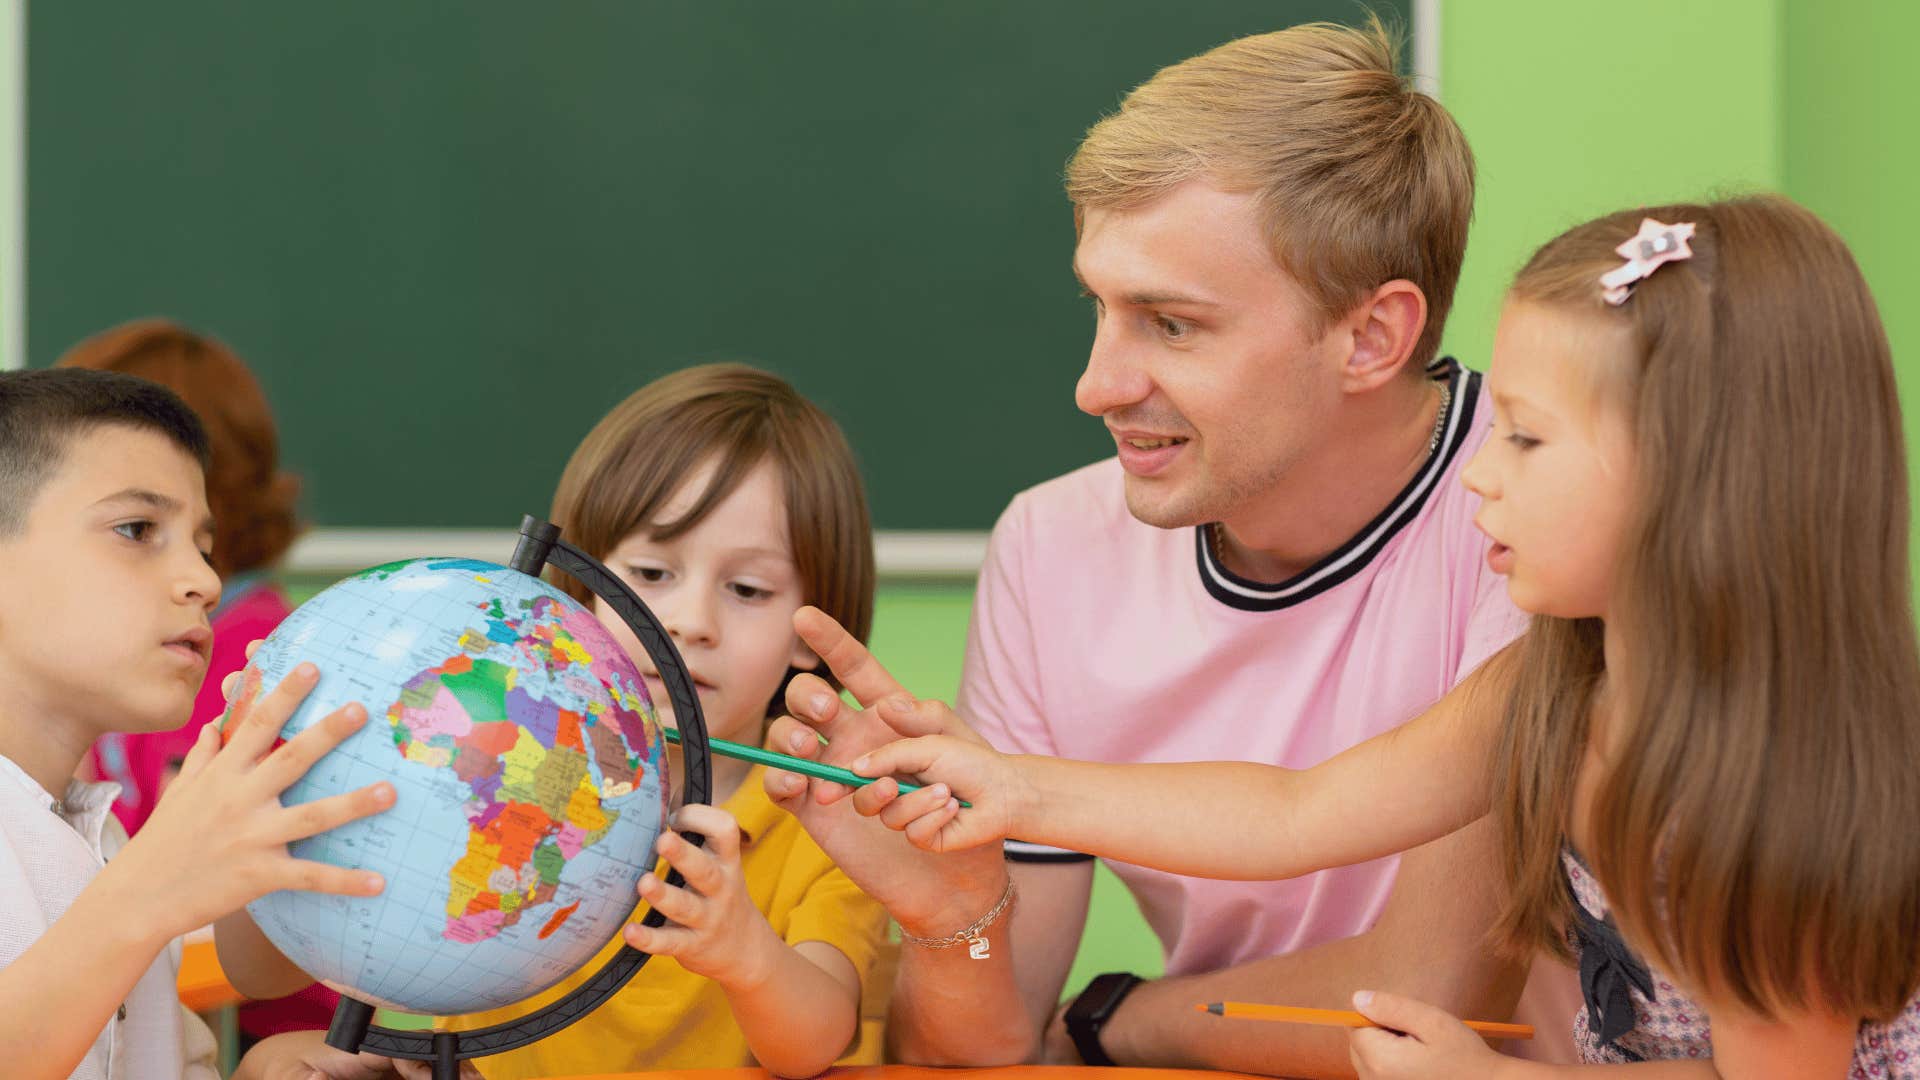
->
[241, 558, 672, 1016]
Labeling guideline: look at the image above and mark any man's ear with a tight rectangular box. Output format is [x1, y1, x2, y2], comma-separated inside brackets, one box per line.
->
[1339, 279, 1428, 394]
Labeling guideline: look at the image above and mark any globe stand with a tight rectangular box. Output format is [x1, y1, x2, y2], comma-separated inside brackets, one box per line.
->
[320, 515, 715, 1080]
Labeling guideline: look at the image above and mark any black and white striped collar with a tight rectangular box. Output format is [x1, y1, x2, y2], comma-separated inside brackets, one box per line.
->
[1196, 358, 1479, 612]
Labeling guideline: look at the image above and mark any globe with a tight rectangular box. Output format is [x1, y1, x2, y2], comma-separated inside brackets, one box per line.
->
[239, 557, 673, 1016]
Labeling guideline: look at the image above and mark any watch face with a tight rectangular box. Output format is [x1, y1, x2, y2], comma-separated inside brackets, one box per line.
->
[1067, 973, 1142, 1067]
[1070, 972, 1141, 1021]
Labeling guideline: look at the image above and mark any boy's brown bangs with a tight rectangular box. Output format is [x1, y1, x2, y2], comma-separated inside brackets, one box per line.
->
[552, 397, 769, 602]
[547, 363, 875, 664]
[639, 426, 772, 545]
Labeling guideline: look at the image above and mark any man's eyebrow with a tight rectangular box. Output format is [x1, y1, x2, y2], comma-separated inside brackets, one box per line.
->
[1124, 290, 1219, 308]
[1070, 263, 1220, 307]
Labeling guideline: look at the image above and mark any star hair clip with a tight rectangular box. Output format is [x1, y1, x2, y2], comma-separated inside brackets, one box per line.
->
[1600, 218, 1695, 305]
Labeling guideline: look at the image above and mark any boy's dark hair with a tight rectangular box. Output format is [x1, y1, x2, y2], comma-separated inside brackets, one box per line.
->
[0, 367, 211, 536]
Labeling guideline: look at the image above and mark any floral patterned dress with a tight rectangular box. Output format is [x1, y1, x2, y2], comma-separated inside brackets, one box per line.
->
[1562, 849, 1920, 1075]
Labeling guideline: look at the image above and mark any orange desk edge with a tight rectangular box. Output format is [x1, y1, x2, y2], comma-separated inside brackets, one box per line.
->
[541, 1060, 1274, 1068]
[178, 938, 246, 1013]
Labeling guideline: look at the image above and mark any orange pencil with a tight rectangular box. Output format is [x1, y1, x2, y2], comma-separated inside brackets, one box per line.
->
[1196, 1001, 1534, 1040]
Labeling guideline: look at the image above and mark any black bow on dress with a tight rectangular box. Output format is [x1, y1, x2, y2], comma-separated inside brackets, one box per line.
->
[1570, 899, 1657, 1058]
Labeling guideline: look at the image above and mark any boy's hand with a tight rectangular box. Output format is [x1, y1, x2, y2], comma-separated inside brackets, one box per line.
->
[105, 661, 395, 947]
[1347, 990, 1508, 1080]
[844, 731, 1023, 853]
[622, 804, 784, 989]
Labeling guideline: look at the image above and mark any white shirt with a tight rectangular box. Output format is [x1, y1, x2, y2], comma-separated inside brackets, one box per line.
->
[0, 753, 216, 1080]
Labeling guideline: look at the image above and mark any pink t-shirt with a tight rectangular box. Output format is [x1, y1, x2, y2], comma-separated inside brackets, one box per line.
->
[959, 361, 1527, 976]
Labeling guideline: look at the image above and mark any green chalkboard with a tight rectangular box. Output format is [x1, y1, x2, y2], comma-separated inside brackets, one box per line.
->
[30, 1, 1404, 530]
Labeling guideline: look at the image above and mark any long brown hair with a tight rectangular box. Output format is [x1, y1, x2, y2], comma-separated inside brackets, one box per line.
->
[56, 319, 299, 577]
[548, 363, 875, 704]
[1492, 196, 1920, 1020]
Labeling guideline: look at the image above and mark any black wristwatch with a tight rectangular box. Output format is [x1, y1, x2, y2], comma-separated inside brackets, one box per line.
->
[1064, 971, 1145, 1066]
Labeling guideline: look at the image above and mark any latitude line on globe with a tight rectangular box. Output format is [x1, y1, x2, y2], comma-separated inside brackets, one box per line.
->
[661, 728, 971, 808]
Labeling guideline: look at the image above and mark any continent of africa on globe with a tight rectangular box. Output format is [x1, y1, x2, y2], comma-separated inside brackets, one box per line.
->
[238, 557, 672, 1016]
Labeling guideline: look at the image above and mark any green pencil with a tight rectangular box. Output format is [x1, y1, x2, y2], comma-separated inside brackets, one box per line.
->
[662, 727, 971, 807]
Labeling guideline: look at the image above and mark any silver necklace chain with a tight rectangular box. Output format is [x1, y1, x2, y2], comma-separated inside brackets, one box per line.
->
[1427, 378, 1453, 455]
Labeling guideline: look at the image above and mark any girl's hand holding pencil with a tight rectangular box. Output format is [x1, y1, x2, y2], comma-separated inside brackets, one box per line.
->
[846, 723, 1029, 853]
[1199, 993, 1526, 1080]
[1343, 990, 1512, 1080]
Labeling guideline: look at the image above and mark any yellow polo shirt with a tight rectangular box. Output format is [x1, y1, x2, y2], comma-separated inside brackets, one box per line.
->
[444, 766, 891, 1079]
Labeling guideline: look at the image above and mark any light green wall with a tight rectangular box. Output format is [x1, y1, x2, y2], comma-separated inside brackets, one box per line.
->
[1787, 1, 1920, 361]
[1442, 0, 1919, 577]
[1783, 0, 1920, 540]
[1440, 0, 1785, 370]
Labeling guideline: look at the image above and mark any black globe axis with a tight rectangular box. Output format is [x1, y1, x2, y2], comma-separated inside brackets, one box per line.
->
[321, 515, 715, 1080]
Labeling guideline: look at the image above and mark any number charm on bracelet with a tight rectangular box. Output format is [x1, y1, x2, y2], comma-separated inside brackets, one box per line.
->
[900, 877, 1017, 961]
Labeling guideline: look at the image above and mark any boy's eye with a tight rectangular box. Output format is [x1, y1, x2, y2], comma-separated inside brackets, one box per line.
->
[624, 565, 668, 584]
[1155, 314, 1192, 341]
[728, 583, 771, 601]
[113, 520, 154, 542]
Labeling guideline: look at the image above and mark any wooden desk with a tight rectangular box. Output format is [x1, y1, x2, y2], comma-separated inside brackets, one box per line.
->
[541, 1060, 1274, 1068]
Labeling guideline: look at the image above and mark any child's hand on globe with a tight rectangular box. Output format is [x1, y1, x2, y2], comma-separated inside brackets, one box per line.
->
[100, 661, 396, 947]
[218, 637, 268, 700]
[622, 804, 783, 986]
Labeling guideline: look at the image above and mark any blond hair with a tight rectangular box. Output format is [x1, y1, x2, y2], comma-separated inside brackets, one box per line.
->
[1066, 17, 1474, 368]
[549, 364, 875, 704]
[1492, 196, 1920, 1021]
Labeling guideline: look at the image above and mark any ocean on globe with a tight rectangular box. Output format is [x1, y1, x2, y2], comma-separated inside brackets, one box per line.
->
[239, 557, 672, 1016]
